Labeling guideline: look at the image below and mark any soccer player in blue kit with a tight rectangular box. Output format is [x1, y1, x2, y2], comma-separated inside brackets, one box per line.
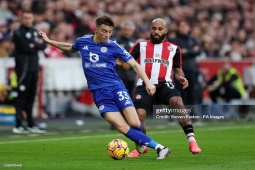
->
[39, 15, 170, 159]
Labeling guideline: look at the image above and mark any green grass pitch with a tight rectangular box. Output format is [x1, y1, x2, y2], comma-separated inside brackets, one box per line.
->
[0, 123, 254, 170]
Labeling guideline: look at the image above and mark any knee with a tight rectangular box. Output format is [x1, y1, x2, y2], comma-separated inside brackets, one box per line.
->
[169, 96, 184, 107]
[115, 124, 130, 134]
[125, 109, 146, 129]
[128, 120, 141, 130]
[137, 109, 147, 121]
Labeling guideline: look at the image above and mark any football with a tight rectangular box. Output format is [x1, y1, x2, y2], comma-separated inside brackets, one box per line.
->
[106, 139, 129, 160]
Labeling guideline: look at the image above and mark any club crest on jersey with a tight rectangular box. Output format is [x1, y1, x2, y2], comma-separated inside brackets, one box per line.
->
[33, 31, 38, 37]
[154, 53, 161, 58]
[99, 105, 104, 111]
[19, 85, 26, 91]
[135, 94, 142, 100]
[167, 46, 173, 51]
[101, 47, 107, 53]
[26, 32, 31, 39]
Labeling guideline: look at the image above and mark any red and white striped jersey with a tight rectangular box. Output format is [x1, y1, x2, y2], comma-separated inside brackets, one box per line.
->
[129, 40, 182, 85]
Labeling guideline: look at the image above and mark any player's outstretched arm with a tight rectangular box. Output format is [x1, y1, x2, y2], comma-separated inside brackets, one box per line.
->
[127, 58, 156, 96]
[39, 31, 77, 53]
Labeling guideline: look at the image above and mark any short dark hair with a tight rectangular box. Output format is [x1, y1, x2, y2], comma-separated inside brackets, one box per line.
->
[21, 10, 33, 15]
[95, 15, 115, 28]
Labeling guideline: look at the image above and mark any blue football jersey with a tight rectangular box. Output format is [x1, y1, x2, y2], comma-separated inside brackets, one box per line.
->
[72, 35, 133, 90]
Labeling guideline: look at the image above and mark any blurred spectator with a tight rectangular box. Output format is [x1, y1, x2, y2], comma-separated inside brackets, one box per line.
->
[0, 33, 14, 57]
[206, 59, 246, 103]
[228, 37, 249, 60]
[0, 20, 14, 57]
[220, 37, 249, 61]
[6, 0, 19, 17]
[12, 11, 46, 133]
[110, 20, 137, 130]
[0, 0, 254, 112]
[201, 34, 220, 58]
[115, 20, 137, 97]
[0, 0, 15, 21]
[70, 88, 100, 118]
[0, 82, 10, 103]
[74, 14, 95, 38]
[0, 0, 253, 59]
[246, 32, 255, 58]
[44, 29, 65, 59]
[169, 20, 203, 105]
[0, 20, 7, 34]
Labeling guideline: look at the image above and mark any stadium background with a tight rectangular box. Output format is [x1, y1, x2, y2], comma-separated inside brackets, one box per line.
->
[0, 0, 255, 133]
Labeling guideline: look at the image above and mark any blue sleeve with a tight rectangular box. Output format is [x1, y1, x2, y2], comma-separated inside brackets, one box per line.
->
[113, 43, 133, 62]
[72, 38, 80, 50]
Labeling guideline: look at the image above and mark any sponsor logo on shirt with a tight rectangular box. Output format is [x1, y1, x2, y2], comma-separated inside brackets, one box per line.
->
[83, 45, 89, 50]
[85, 52, 107, 68]
[144, 58, 170, 67]
[85, 63, 107, 68]
[89, 52, 99, 62]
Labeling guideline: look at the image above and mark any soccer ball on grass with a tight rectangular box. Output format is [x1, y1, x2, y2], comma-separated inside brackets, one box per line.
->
[106, 139, 129, 160]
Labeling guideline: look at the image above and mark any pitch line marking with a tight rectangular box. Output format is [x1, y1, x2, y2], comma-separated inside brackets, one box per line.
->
[0, 124, 254, 145]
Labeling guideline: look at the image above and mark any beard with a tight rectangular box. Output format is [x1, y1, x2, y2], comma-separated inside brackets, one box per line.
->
[150, 34, 165, 44]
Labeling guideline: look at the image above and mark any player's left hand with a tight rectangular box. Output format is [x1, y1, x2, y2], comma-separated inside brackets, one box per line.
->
[116, 58, 123, 65]
[116, 58, 130, 71]
[179, 76, 189, 89]
[146, 83, 156, 96]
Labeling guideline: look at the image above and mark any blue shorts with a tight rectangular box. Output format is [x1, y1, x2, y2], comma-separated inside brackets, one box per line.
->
[91, 85, 134, 116]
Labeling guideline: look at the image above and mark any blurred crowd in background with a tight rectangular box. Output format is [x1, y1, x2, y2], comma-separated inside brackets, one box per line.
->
[1, 0, 255, 60]
[0, 0, 255, 121]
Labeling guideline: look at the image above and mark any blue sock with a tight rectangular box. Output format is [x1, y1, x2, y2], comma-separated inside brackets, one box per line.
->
[125, 127, 157, 149]
[148, 140, 158, 149]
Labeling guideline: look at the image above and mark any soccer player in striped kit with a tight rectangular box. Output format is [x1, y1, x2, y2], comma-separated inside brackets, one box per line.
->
[128, 18, 202, 157]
